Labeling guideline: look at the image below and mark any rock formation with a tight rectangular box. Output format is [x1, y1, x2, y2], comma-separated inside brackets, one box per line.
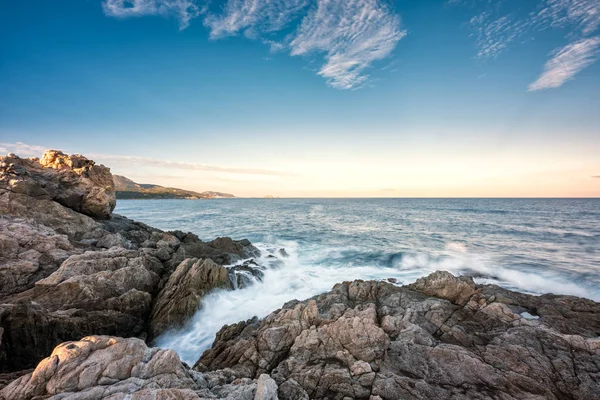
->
[0, 336, 259, 400]
[1, 150, 115, 219]
[150, 258, 232, 339]
[197, 271, 600, 399]
[0, 151, 264, 375]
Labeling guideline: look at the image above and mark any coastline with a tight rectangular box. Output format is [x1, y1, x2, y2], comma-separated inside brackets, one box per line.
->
[1, 151, 599, 400]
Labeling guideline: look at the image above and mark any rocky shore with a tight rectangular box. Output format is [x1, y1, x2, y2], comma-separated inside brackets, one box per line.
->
[1, 151, 599, 399]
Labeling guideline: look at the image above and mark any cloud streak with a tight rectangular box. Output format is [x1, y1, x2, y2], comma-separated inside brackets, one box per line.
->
[289, 0, 405, 89]
[528, 37, 600, 91]
[91, 153, 295, 176]
[0, 142, 47, 157]
[469, 13, 526, 59]
[462, 0, 600, 90]
[0, 142, 294, 176]
[103, 0, 404, 89]
[204, 0, 309, 39]
[102, 0, 201, 30]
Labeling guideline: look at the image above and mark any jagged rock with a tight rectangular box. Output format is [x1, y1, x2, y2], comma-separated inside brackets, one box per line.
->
[32, 247, 162, 311]
[150, 258, 232, 339]
[0, 336, 198, 399]
[0, 336, 263, 400]
[1, 150, 115, 219]
[277, 379, 308, 400]
[229, 260, 266, 289]
[0, 149, 261, 375]
[0, 248, 165, 372]
[196, 272, 600, 400]
[407, 270, 477, 306]
[170, 236, 262, 267]
[254, 374, 278, 400]
[0, 218, 79, 298]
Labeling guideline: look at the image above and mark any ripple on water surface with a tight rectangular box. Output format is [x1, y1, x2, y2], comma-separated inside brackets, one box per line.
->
[115, 198, 600, 364]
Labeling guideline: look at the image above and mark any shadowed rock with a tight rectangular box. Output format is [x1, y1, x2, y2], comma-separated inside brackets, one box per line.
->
[150, 258, 232, 339]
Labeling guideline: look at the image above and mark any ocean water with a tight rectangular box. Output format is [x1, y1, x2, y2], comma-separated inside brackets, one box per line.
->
[115, 198, 600, 365]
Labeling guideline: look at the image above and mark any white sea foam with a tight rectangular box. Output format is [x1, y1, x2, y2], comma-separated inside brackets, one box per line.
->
[155, 239, 599, 366]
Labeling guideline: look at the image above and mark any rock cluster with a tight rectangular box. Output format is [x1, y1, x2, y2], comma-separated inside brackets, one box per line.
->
[197, 271, 600, 399]
[0, 151, 266, 376]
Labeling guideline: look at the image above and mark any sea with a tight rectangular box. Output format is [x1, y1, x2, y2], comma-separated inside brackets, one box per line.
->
[115, 198, 600, 365]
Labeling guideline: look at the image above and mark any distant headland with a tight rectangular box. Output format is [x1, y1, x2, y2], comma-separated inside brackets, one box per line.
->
[113, 175, 235, 200]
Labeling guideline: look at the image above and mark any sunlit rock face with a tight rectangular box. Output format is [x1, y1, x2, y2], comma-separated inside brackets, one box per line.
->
[0, 336, 260, 400]
[196, 272, 600, 400]
[1, 150, 116, 219]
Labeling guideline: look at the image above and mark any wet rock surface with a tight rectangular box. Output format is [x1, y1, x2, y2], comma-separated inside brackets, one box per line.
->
[197, 271, 600, 400]
[150, 258, 232, 339]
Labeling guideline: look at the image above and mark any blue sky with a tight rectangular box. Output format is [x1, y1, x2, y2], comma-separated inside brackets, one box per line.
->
[1, 0, 599, 197]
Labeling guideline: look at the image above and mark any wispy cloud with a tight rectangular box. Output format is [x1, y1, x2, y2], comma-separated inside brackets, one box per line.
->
[469, 12, 526, 59]
[461, 0, 600, 90]
[0, 142, 294, 176]
[91, 153, 295, 176]
[289, 0, 405, 89]
[103, 0, 405, 89]
[532, 0, 600, 36]
[0, 142, 47, 157]
[204, 0, 309, 39]
[529, 36, 600, 91]
[102, 0, 201, 30]
[593, 175, 600, 178]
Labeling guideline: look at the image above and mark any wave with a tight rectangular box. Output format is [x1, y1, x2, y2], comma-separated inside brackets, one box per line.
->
[154, 239, 599, 366]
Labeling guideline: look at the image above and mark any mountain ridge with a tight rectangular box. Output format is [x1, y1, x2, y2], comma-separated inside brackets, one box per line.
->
[113, 175, 234, 199]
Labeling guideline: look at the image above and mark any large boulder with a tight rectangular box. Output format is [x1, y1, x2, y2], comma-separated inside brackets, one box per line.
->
[0, 336, 262, 399]
[1, 150, 115, 219]
[196, 272, 600, 400]
[0, 247, 166, 372]
[150, 258, 232, 339]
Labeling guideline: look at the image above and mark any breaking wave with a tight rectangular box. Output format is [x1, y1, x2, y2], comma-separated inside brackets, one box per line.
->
[116, 198, 600, 365]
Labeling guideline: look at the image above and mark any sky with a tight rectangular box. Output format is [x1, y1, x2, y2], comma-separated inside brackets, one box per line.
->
[1, 0, 599, 197]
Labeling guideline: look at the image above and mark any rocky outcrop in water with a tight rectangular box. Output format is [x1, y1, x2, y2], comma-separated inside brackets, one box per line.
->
[150, 258, 232, 339]
[196, 271, 600, 400]
[0, 151, 264, 375]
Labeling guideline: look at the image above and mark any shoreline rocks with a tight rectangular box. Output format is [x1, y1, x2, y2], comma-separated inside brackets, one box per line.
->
[0, 151, 265, 375]
[196, 272, 600, 400]
[2, 150, 599, 399]
[150, 258, 232, 340]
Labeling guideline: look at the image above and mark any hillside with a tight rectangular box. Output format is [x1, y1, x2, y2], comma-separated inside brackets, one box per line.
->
[113, 175, 234, 199]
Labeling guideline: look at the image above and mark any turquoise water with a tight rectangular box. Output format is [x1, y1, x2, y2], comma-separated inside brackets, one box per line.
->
[115, 198, 600, 364]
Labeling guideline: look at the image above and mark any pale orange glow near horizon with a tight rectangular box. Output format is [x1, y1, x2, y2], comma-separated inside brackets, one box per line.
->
[2, 142, 599, 198]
